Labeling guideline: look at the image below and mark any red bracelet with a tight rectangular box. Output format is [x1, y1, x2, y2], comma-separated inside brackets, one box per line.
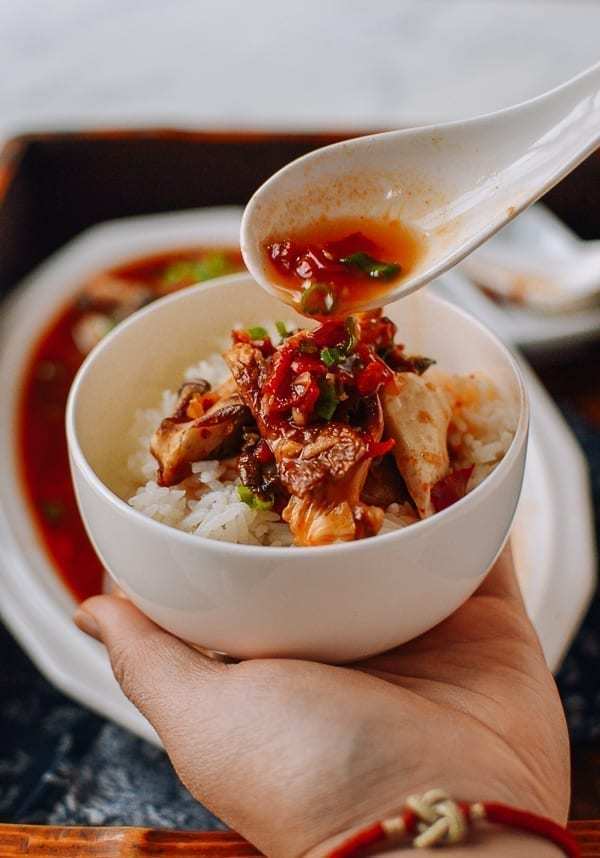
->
[326, 789, 579, 857]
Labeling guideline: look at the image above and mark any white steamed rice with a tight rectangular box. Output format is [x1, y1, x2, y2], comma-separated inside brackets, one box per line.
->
[126, 350, 518, 546]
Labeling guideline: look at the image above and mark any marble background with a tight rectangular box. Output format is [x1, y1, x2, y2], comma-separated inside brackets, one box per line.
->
[1, 0, 600, 141]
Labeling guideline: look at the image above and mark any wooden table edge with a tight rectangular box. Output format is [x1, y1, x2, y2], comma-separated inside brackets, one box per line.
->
[1, 823, 599, 856]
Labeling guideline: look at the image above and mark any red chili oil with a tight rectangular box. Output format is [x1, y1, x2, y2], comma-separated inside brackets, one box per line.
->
[18, 247, 244, 601]
[264, 216, 423, 318]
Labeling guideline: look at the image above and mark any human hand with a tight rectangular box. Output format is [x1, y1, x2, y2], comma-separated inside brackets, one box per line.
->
[74, 549, 569, 858]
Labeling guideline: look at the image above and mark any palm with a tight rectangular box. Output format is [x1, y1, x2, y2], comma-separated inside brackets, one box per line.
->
[83, 550, 570, 858]
[359, 562, 570, 824]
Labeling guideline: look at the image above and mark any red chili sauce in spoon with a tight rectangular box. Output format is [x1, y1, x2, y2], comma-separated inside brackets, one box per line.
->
[264, 216, 423, 318]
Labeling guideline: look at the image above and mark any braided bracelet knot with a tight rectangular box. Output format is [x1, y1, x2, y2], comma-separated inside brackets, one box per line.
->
[404, 789, 469, 848]
[329, 790, 579, 857]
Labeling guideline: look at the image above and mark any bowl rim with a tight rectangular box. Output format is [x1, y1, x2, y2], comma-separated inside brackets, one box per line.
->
[66, 272, 529, 559]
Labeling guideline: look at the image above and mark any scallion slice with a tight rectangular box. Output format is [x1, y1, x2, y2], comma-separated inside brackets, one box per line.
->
[247, 325, 269, 340]
[275, 320, 291, 340]
[300, 282, 337, 316]
[237, 484, 274, 510]
[320, 346, 343, 367]
[315, 381, 340, 420]
[162, 253, 235, 286]
[344, 316, 358, 354]
[340, 252, 401, 280]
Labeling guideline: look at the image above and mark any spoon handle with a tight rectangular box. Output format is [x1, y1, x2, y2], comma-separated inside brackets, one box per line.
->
[500, 60, 600, 207]
[438, 60, 600, 248]
[546, 59, 600, 114]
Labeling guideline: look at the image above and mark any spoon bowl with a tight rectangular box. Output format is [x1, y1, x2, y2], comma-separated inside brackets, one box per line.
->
[242, 61, 600, 313]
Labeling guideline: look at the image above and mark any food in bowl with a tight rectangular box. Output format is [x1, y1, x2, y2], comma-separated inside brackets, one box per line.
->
[127, 309, 516, 547]
[67, 276, 527, 660]
[19, 246, 244, 600]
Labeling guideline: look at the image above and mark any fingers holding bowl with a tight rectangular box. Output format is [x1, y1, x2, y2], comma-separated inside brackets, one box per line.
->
[75, 595, 227, 731]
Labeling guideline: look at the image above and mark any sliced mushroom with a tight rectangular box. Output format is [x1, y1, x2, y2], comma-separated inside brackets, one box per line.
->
[151, 387, 252, 486]
[171, 380, 211, 420]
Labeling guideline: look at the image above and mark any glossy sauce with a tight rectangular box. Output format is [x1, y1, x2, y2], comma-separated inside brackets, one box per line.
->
[19, 247, 244, 601]
[264, 216, 423, 317]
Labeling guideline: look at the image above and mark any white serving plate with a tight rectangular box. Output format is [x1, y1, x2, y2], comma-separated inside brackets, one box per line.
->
[0, 208, 595, 744]
[448, 205, 600, 351]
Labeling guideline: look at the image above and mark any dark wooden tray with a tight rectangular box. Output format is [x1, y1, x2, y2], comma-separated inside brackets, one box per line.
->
[1, 128, 599, 850]
[0, 129, 354, 297]
[2, 128, 600, 299]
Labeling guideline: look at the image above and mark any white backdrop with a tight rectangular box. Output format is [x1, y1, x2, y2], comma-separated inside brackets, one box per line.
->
[1, 0, 600, 140]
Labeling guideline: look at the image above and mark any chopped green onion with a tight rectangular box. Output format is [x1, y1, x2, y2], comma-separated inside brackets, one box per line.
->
[41, 500, 64, 524]
[344, 316, 358, 354]
[275, 320, 291, 340]
[315, 381, 340, 421]
[254, 495, 275, 511]
[247, 325, 269, 341]
[237, 484, 274, 510]
[300, 282, 337, 316]
[237, 485, 254, 505]
[162, 253, 236, 286]
[340, 252, 401, 281]
[35, 360, 62, 382]
[320, 346, 342, 367]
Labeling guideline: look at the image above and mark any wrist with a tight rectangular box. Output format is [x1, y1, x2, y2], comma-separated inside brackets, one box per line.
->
[392, 830, 563, 857]
[310, 826, 565, 858]
[305, 792, 571, 858]
[294, 739, 569, 858]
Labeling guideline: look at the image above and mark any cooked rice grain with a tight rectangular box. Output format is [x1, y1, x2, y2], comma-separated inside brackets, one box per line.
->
[126, 355, 516, 545]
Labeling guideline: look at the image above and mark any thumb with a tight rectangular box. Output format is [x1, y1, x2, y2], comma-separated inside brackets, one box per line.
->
[74, 596, 227, 738]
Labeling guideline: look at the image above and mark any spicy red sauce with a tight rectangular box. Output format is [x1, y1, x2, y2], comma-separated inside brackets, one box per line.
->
[264, 216, 423, 317]
[18, 247, 244, 602]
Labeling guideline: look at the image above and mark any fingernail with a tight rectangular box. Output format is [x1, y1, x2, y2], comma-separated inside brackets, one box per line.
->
[74, 607, 102, 642]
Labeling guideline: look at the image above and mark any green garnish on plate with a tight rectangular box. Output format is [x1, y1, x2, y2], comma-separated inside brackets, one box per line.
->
[162, 253, 236, 286]
[41, 500, 64, 524]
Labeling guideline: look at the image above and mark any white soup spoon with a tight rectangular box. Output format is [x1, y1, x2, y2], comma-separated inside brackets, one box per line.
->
[241, 60, 600, 314]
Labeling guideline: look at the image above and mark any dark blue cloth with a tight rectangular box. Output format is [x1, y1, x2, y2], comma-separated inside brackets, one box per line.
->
[0, 621, 222, 827]
[1, 404, 598, 827]
[556, 405, 600, 744]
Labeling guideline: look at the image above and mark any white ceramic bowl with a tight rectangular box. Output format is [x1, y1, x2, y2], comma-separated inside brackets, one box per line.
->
[66, 273, 528, 662]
